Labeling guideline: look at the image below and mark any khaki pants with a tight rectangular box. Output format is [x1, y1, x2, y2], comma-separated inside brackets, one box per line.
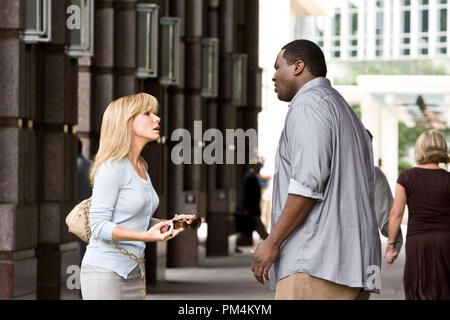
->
[80, 264, 145, 300]
[275, 272, 371, 300]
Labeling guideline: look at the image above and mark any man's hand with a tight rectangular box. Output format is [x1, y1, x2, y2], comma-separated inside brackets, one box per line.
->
[251, 239, 280, 285]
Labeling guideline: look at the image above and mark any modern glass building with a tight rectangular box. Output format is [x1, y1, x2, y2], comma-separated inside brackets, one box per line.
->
[294, 0, 450, 61]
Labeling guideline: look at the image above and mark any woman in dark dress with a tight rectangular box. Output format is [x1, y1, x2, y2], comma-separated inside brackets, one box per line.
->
[385, 129, 450, 300]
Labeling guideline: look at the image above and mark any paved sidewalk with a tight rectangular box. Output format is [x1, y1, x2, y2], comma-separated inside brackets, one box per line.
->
[11, 226, 406, 300]
[147, 225, 407, 300]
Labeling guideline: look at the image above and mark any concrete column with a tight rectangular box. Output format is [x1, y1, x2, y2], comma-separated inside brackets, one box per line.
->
[323, 14, 332, 60]
[341, 1, 349, 60]
[35, 0, 79, 300]
[361, 93, 398, 191]
[0, 0, 39, 299]
[410, 0, 419, 58]
[366, 0, 376, 60]
[384, 0, 392, 59]
[357, 1, 365, 59]
[428, 0, 437, 57]
[166, 0, 202, 268]
[114, 0, 137, 97]
[205, 0, 230, 257]
[379, 106, 399, 190]
[392, 0, 401, 59]
[92, 0, 115, 140]
[77, 56, 95, 158]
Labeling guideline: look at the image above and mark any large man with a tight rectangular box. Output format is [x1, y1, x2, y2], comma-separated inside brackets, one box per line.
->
[251, 40, 381, 300]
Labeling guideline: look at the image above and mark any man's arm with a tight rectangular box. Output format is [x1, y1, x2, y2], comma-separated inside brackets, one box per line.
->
[251, 194, 316, 285]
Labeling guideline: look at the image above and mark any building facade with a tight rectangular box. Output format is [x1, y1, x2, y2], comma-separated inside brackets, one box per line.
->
[295, 0, 450, 61]
[0, 0, 261, 299]
[290, 0, 450, 189]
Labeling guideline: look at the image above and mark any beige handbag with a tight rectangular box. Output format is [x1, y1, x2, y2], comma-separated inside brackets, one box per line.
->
[64, 197, 148, 298]
[65, 198, 92, 243]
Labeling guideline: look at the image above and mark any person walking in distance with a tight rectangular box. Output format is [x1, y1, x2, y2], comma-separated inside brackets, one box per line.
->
[386, 129, 450, 300]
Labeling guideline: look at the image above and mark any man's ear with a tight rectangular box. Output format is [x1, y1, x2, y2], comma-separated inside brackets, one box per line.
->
[294, 60, 305, 76]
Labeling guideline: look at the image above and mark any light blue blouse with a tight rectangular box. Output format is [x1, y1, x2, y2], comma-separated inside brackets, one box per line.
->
[81, 157, 159, 279]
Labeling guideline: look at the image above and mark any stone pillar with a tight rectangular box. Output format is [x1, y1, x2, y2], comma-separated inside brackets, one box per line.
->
[167, 0, 202, 268]
[205, 0, 232, 257]
[234, 0, 260, 246]
[208, 0, 239, 250]
[92, 0, 115, 149]
[138, 0, 171, 287]
[77, 56, 95, 158]
[114, 0, 137, 97]
[0, 0, 38, 299]
[34, 0, 79, 300]
[361, 94, 398, 191]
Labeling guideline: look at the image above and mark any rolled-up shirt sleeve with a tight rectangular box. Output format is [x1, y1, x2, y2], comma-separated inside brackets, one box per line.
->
[286, 103, 333, 201]
[89, 161, 124, 241]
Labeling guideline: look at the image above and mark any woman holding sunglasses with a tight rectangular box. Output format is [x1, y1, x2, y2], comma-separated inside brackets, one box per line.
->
[80, 93, 200, 300]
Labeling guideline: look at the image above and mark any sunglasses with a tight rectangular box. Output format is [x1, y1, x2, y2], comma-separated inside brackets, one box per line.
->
[173, 217, 202, 231]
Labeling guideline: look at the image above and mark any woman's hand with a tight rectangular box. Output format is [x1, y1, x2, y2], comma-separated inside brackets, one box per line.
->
[143, 220, 183, 242]
[384, 244, 399, 264]
[173, 214, 198, 225]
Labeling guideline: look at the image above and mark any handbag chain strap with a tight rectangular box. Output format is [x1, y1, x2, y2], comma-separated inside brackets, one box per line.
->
[82, 199, 147, 299]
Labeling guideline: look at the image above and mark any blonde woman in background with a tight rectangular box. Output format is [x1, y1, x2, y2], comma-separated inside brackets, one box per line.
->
[386, 129, 450, 300]
[80, 93, 197, 300]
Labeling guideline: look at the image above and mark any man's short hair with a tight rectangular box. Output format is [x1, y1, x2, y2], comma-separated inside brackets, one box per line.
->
[282, 39, 327, 77]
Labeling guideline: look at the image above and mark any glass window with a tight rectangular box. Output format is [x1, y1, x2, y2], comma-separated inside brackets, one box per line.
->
[403, 11, 411, 33]
[23, 0, 52, 43]
[201, 38, 219, 99]
[440, 8, 447, 31]
[403, 0, 411, 6]
[66, 0, 95, 58]
[421, 10, 429, 32]
[136, 4, 159, 79]
[334, 13, 341, 36]
[376, 12, 383, 34]
[351, 13, 358, 35]
[160, 17, 181, 86]
[420, 0, 429, 4]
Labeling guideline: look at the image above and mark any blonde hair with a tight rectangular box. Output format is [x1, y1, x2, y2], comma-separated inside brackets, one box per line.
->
[89, 93, 159, 186]
[414, 129, 450, 165]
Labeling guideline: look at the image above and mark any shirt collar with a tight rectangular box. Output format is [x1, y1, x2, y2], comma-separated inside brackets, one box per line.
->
[289, 77, 331, 106]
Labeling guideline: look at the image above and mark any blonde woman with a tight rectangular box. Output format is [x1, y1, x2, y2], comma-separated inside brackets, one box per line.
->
[80, 93, 197, 300]
[385, 129, 450, 300]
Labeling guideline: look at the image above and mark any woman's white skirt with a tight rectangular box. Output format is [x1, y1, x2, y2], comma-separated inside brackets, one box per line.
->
[80, 264, 145, 300]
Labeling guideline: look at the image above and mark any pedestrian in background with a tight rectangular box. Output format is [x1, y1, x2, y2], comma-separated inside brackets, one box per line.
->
[251, 39, 380, 300]
[366, 130, 404, 254]
[238, 161, 269, 241]
[386, 129, 450, 300]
